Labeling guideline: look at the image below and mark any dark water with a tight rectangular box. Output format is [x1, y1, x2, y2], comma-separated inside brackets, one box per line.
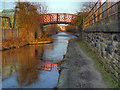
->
[2, 32, 76, 88]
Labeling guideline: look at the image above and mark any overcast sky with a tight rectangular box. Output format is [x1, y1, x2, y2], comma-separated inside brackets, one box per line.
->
[0, 1, 82, 14]
[0, 0, 109, 13]
[0, 0, 117, 13]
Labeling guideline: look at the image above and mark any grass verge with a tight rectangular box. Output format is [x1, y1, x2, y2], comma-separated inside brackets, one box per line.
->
[77, 39, 118, 88]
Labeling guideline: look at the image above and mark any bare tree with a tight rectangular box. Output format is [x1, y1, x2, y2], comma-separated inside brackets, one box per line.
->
[32, 2, 48, 14]
[17, 2, 40, 31]
[65, 25, 77, 33]
[80, 2, 96, 13]
[76, 1, 96, 26]
[44, 24, 61, 35]
[16, 2, 48, 30]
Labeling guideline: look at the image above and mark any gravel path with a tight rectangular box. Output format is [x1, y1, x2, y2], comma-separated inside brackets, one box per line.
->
[57, 39, 107, 88]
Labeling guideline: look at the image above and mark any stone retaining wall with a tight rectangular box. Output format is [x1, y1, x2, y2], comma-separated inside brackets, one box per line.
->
[83, 32, 120, 82]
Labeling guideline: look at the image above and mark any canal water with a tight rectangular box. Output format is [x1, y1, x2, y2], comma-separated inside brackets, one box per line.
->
[2, 32, 76, 88]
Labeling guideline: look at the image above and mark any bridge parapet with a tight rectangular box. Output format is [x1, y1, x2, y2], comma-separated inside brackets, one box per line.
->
[39, 13, 77, 25]
[83, 0, 120, 32]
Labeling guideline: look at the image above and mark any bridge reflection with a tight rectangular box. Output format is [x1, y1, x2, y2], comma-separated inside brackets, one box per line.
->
[39, 61, 58, 71]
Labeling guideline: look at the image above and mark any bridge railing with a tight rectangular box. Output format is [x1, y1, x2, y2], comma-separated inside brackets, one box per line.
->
[40, 13, 77, 25]
[83, 0, 120, 31]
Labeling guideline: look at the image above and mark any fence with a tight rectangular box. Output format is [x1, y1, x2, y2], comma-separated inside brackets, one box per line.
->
[2, 28, 25, 40]
[83, 0, 120, 31]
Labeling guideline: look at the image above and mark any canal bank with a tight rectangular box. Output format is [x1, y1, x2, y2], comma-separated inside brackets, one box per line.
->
[57, 38, 118, 88]
[1, 37, 53, 51]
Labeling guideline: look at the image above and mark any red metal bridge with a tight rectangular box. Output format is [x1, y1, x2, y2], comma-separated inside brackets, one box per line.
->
[39, 13, 77, 25]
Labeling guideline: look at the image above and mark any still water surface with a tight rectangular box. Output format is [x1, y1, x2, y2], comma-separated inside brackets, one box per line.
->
[2, 32, 76, 88]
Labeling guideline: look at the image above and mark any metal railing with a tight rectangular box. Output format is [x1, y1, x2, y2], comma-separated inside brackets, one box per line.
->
[39, 13, 77, 25]
[83, 0, 120, 30]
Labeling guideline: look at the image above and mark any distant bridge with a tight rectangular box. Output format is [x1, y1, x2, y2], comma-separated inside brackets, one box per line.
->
[39, 13, 77, 25]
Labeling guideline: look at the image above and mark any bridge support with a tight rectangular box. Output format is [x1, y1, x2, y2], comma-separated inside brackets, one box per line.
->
[57, 13, 59, 23]
[41, 25, 45, 38]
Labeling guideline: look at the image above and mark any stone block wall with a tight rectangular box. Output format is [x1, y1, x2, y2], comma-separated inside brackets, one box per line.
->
[83, 32, 120, 82]
[82, 1, 120, 86]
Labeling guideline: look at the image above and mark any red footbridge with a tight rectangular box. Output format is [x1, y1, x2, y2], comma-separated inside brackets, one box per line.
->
[39, 13, 77, 25]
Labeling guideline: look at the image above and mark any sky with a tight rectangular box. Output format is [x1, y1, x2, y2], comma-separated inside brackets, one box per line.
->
[47, 2, 81, 14]
[0, 1, 83, 14]
[0, 0, 117, 13]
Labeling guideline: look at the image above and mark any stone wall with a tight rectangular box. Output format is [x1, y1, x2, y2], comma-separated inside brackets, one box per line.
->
[83, 32, 120, 82]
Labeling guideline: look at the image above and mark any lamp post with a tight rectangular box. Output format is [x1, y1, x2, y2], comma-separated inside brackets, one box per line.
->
[4, 0, 5, 10]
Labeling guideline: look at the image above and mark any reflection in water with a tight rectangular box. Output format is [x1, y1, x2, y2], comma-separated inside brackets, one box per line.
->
[2, 45, 45, 87]
[2, 32, 76, 88]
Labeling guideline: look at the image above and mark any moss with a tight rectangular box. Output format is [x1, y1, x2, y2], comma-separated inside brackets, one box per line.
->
[77, 39, 119, 88]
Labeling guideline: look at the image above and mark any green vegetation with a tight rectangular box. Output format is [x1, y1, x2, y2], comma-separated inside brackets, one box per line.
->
[77, 39, 118, 88]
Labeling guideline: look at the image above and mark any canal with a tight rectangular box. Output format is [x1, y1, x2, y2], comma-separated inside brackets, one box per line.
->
[2, 32, 76, 88]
